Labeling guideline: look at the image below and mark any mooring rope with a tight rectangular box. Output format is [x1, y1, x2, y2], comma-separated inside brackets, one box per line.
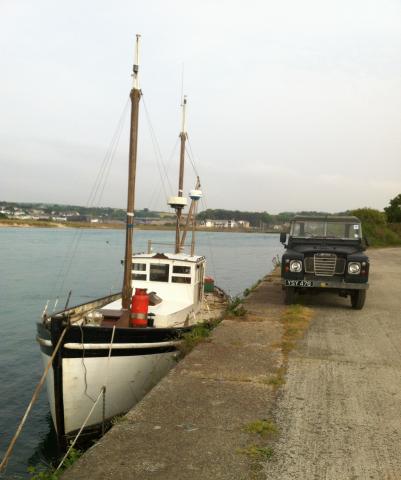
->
[55, 387, 105, 472]
[56, 325, 116, 472]
[0, 327, 68, 473]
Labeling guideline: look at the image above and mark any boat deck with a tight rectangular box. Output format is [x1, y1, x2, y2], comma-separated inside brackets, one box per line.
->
[98, 291, 226, 329]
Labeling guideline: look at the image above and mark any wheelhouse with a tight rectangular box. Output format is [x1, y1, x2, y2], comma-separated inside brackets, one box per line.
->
[131, 252, 206, 307]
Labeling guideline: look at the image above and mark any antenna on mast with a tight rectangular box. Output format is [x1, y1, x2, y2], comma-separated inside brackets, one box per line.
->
[181, 95, 187, 134]
[132, 34, 141, 89]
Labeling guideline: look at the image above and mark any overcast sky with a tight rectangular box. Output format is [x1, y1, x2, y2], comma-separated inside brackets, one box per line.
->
[1, 0, 400, 214]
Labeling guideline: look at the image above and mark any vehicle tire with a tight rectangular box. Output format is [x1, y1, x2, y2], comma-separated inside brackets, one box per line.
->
[284, 287, 296, 305]
[351, 290, 366, 310]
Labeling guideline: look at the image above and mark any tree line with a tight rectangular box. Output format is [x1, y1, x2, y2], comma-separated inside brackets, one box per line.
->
[197, 209, 334, 227]
[197, 194, 401, 228]
[2, 193, 401, 226]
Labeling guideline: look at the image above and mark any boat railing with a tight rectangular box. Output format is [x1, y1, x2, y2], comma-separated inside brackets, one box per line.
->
[44, 292, 122, 324]
[146, 240, 191, 254]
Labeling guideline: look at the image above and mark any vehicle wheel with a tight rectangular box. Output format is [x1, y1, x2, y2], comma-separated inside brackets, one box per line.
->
[351, 290, 366, 310]
[284, 287, 296, 305]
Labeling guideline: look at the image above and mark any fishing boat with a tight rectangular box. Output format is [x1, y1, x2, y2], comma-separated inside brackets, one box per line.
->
[36, 36, 226, 446]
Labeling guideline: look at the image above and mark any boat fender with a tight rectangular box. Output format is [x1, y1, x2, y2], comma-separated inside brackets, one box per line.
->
[130, 288, 149, 327]
[148, 291, 162, 306]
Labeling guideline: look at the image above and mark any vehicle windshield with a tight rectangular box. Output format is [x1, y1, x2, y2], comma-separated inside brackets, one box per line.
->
[291, 220, 361, 240]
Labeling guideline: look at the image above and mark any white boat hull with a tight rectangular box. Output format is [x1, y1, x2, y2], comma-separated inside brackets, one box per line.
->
[41, 348, 177, 436]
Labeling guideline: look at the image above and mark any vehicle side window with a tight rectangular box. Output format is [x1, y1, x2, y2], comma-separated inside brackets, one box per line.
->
[150, 264, 169, 282]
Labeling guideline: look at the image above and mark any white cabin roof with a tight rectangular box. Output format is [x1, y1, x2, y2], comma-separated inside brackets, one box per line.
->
[132, 252, 205, 263]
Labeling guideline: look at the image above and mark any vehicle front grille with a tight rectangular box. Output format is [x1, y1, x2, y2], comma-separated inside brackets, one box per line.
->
[314, 254, 336, 276]
[304, 254, 346, 276]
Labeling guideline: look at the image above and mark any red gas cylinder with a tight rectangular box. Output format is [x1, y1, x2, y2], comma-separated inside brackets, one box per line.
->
[130, 288, 149, 327]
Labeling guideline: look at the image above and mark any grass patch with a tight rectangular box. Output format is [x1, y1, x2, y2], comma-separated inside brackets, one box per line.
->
[244, 419, 277, 437]
[267, 375, 285, 386]
[225, 296, 247, 317]
[177, 321, 218, 356]
[238, 420, 277, 465]
[27, 447, 81, 479]
[280, 305, 313, 355]
[237, 445, 273, 460]
[111, 414, 127, 426]
[271, 305, 313, 358]
[265, 367, 286, 387]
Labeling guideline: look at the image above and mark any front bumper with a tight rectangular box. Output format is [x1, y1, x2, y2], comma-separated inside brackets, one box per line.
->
[282, 278, 369, 290]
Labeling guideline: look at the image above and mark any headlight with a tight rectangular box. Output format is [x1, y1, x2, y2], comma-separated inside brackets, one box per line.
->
[290, 260, 302, 272]
[348, 262, 361, 274]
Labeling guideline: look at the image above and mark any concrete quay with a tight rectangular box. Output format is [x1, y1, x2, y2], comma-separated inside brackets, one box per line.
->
[62, 270, 286, 480]
[63, 248, 401, 479]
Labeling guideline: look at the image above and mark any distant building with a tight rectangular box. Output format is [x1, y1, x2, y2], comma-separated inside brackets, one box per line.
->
[204, 219, 250, 229]
[135, 218, 174, 226]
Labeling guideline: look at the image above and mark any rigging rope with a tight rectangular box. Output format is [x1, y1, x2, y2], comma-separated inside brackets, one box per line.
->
[146, 137, 179, 211]
[0, 328, 68, 473]
[50, 98, 130, 305]
[142, 97, 173, 197]
[185, 140, 200, 178]
[183, 138, 219, 283]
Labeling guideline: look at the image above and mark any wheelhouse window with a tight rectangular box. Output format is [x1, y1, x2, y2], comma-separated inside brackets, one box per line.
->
[132, 273, 146, 280]
[172, 276, 191, 284]
[150, 264, 169, 282]
[173, 265, 191, 274]
[132, 263, 146, 271]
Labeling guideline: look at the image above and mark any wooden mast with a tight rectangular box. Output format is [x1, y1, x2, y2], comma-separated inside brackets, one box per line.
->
[122, 35, 141, 310]
[174, 96, 187, 254]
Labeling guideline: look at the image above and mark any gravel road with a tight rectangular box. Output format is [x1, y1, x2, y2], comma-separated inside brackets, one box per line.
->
[264, 248, 401, 480]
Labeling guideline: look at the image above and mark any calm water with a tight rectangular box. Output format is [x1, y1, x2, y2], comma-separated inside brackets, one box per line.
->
[0, 227, 282, 478]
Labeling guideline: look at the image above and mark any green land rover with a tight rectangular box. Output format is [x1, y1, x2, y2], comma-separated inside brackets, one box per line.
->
[280, 215, 369, 309]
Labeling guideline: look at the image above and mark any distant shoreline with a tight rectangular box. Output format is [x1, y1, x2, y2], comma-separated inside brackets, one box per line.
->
[0, 219, 279, 234]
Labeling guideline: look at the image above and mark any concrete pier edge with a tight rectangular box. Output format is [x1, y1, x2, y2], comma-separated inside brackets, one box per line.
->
[62, 268, 287, 480]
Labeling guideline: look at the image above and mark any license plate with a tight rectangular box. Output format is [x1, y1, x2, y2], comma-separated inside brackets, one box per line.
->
[285, 280, 313, 287]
